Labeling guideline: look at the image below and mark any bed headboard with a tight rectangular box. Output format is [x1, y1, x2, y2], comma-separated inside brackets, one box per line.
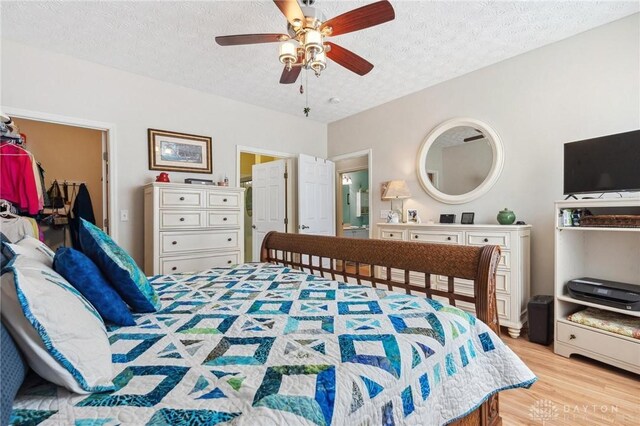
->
[260, 232, 502, 334]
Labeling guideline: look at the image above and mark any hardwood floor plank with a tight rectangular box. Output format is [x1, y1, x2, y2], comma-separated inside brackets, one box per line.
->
[500, 332, 639, 425]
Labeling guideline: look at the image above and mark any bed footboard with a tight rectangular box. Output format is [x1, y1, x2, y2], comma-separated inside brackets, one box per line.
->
[260, 232, 502, 426]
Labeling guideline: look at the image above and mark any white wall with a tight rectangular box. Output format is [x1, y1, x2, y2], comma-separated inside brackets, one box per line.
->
[1, 40, 327, 264]
[328, 14, 640, 296]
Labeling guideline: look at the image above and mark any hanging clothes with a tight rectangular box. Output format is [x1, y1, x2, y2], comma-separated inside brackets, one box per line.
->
[68, 183, 96, 249]
[0, 143, 40, 214]
[0, 216, 38, 242]
[31, 156, 44, 211]
[37, 162, 50, 208]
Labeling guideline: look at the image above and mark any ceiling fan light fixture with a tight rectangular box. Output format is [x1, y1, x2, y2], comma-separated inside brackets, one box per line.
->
[215, 0, 396, 84]
[303, 29, 323, 56]
[309, 50, 326, 76]
[279, 41, 297, 67]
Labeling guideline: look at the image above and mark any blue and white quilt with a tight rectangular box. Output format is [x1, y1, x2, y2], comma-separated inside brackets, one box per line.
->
[11, 264, 536, 426]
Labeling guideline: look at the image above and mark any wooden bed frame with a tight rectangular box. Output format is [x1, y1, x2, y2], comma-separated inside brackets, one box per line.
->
[261, 231, 502, 426]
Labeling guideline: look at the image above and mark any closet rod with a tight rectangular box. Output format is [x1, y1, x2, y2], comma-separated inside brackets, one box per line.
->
[53, 180, 86, 186]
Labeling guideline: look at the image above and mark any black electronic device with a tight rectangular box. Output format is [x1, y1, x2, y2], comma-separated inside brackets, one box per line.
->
[567, 277, 640, 311]
[563, 129, 640, 195]
[185, 178, 214, 185]
[439, 214, 456, 224]
[461, 212, 475, 225]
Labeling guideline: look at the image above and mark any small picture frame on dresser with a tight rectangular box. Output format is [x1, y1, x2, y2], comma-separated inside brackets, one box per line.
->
[406, 209, 419, 223]
[461, 212, 475, 225]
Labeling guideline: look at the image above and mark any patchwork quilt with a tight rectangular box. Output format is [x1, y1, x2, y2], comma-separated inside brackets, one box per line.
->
[11, 263, 536, 426]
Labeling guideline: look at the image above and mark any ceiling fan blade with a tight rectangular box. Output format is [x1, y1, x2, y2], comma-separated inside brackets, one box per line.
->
[273, 0, 306, 27]
[325, 42, 373, 76]
[215, 33, 289, 46]
[280, 66, 302, 84]
[463, 135, 485, 143]
[321, 0, 395, 37]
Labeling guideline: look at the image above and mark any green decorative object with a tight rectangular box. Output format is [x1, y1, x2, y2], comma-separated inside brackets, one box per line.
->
[497, 208, 516, 225]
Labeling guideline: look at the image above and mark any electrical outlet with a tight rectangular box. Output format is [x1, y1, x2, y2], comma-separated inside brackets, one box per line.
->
[120, 210, 129, 222]
[380, 210, 391, 219]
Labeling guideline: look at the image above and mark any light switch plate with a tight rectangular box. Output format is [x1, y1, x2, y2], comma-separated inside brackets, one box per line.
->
[120, 210, 129, 222]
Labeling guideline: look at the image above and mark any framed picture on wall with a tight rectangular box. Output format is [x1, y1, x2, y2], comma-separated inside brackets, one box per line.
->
[148, 129, 212, 174]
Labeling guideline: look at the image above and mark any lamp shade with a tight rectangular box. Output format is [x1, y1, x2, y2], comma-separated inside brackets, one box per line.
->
[303, 29, 323, 55]
[309, 50, 326, 74]
[383, 180, 411, 199]
[279, 41, 297, 64]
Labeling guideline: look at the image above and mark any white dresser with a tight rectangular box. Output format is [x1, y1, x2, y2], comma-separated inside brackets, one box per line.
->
[144, 183, 244, 275]
[377, 223, 531, 338]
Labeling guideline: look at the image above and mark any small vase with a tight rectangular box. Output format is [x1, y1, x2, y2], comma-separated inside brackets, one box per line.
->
[497, 208, 516, 225]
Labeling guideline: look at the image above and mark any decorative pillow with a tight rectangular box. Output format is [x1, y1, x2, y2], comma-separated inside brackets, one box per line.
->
[54, 247, 136, 326]
[1, 255, 115, 394]
[1, 322, 28, 426]
[78, 218, 160, 313]
[3, 235, 55, 267]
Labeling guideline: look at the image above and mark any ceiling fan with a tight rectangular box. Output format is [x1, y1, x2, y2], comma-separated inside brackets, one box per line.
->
[215, 0, 395, 84]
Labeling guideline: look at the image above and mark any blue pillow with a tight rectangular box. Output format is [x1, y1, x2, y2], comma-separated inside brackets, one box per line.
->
[53, 247, 136, 326]
[78, 219, 160, 313]
[1, 322, 28, 426]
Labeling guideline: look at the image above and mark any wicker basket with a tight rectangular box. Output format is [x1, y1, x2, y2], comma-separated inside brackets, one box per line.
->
[580, 215, 640, 228]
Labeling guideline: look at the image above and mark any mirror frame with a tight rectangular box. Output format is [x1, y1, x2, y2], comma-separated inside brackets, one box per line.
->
[417, 118, 504, 204]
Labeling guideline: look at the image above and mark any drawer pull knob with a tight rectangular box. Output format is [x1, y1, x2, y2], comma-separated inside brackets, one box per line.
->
[227, 238, 232, 242]
[483, 238, 489, 243]
[389, 233, 394, 237]
[223, 198, 228, 202]
[569, 334, 576, 340]
[223, 217, 228, 221]
[227, 260, 232, 264]
[179, 217, 185, 222]
[414, 235, 419, 239]
[171, 267, 177, 271]
[447, 237, 452, 241]
[179, 197, 185, 201]
[172, 241, 177, 245]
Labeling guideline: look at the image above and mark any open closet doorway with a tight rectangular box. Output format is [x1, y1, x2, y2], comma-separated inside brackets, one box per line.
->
[331, 149, 372, 239]
[237, 147, 293, 262]
[11, 117, 109, 250]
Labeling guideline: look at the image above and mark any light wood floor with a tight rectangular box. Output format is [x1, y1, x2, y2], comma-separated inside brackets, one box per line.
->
[499, 331, 639, 425]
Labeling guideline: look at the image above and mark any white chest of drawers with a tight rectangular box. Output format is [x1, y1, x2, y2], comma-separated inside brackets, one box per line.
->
[144, 183, 245, 275]
[377, 223, 531, 338]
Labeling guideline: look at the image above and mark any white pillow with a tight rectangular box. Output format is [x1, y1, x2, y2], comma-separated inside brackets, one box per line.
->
[1, 255, 115, 394]
[4, 236, 55, 267]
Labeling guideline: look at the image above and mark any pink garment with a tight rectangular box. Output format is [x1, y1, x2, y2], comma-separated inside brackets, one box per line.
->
[0, 143, 40, 214]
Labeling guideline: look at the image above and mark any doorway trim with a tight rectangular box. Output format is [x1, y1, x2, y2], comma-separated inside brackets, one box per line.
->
[330, 149, 373, 238]
[2, 106, 119, 239]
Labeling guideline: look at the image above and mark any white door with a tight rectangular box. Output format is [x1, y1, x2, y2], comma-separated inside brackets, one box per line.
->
[252, 160, 287, 261]
[298, 154, 335, 236]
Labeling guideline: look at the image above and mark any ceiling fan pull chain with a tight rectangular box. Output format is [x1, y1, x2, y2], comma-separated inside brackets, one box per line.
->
[303, 69, 311, 117]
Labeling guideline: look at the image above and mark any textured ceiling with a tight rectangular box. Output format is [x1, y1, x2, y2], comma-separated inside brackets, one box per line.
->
[2, 1, 638, 123]
[435, 126, 484, 148]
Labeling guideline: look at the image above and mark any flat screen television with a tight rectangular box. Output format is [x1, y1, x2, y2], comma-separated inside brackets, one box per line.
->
[564, 129, 640, 195]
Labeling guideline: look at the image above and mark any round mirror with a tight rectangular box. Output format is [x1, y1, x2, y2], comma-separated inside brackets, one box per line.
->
[417, 118, 504, 204]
